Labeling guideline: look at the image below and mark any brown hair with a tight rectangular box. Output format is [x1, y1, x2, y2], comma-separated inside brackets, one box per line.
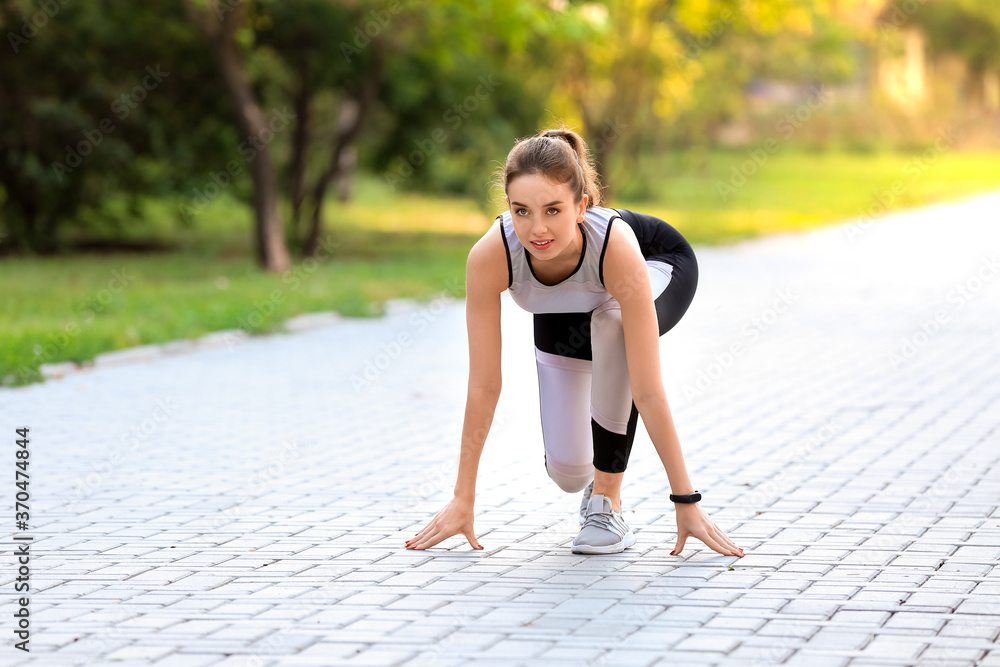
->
[496, 126, 603, 209]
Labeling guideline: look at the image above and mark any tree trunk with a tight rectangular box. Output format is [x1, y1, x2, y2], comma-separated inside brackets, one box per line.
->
[288, 80, 312, 241]
[303, 98, 358, 257]
[303, 50, 383, 257]
[183, 0, 291, 273]
[337, 147, 357, 202]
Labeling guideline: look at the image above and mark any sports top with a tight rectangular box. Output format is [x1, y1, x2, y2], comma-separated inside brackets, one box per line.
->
[496, 206, 691, 315]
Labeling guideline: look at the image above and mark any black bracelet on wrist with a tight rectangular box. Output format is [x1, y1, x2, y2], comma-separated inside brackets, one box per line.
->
[669, 491, 702, 504]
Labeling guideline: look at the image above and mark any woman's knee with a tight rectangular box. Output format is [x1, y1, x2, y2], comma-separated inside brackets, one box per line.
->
[591, 302, 624, 341]
[545, 458, 593, 493]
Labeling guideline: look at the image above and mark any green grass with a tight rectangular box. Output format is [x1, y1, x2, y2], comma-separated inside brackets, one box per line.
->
[1, 191, 480, 386]
[4, 148, 1000, 387]
[613, 149, 1000, 244]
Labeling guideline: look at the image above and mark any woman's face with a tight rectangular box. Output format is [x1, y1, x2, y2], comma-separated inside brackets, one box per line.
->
[506, 173, 587, 264]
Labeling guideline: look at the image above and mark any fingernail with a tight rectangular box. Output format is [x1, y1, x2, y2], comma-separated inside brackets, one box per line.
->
[670, 551, 676, 555]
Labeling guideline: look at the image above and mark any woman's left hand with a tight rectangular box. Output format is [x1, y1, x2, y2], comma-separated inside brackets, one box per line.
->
[672, 502, 744, 557]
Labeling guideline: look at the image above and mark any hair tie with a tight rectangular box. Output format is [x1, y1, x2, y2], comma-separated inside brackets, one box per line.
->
[543, 134, 583, 172]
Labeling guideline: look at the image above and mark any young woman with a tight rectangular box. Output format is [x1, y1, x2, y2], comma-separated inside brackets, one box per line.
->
[406, 128, 744, 557]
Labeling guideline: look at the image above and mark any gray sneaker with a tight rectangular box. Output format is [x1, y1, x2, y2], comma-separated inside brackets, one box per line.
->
[579, 480, 594, 525]
[572, 493, 636, 554]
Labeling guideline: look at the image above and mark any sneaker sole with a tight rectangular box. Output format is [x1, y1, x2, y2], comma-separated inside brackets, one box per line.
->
[571, 531, 637, 554]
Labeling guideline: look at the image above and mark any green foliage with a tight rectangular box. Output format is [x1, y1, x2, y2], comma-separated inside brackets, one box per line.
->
[0, 0, 236, 253]
[910, 0, 1000, 71]
[1, 0, 998, 260]
[363, 0, 551, 201]
[7, 148, 1000, 386]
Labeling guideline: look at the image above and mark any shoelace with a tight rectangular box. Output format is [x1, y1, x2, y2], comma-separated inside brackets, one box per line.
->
[582, 507, 626, 536]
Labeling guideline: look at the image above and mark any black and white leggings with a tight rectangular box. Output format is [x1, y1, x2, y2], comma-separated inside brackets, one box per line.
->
[532, 245, 698, 493]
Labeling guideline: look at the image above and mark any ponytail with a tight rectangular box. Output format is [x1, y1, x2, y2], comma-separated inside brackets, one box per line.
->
[496, 125, 603, 208]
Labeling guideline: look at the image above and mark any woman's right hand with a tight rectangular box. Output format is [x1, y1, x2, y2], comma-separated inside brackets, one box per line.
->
[405, 496, 483, 551]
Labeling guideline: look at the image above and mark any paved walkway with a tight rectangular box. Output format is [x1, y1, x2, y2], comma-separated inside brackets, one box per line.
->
[2, 191, 999, 666]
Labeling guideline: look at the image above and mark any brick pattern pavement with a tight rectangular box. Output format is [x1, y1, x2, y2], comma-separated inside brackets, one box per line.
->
[2, 191, 999, 666]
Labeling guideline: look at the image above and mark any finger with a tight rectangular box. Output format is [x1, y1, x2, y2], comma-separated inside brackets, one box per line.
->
[405, 524, 433, 548]
[700, 529, 739, 556]
[710, 524, 744, 555]
[714, 527, 744, 555]
[463, 530, 483, 550]
[408, 528, 446, 550]
[699, 532, 729, 556]
[671, 531, 688, 556]
[708, 523, 737, 547]
[409, 521, 435, 543]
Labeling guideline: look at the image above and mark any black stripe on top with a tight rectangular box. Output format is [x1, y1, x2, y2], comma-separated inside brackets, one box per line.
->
[497, 215, 513, 288]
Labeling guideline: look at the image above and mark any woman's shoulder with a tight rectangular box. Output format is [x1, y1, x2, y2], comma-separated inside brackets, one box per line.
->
[467, 216, 512, 292]
[586, 206, 621, 221]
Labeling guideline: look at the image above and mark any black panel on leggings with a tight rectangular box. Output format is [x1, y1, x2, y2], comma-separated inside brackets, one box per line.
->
[613, 208, 692, 260]
[533, 311, 594, 361]
[532, 208, 700, 475]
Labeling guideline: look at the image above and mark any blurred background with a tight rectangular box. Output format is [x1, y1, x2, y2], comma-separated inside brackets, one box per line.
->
[2, 0, 999, 386]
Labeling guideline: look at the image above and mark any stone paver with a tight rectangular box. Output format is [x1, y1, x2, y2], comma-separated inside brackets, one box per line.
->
[2, 190, 1000, 666]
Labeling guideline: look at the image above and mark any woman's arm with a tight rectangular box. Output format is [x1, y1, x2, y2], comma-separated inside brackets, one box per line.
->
[406, 225, 507, 550]
[601, 221, 694, 491]
[453, 230, 507, 502]
[602, 221, 743, 557]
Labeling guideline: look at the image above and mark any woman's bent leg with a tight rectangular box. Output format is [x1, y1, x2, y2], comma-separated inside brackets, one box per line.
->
[590, 262, 671, 473]
[533, 312, 595, 493]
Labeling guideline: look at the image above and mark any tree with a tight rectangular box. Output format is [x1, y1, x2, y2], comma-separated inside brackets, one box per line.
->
[541, 0, 863, 193]
[909, 0, 1000, 113]
[259, 0, 548, 251]
[0, 0, 234, 254]
[183, 0, 291, 272]
[254, 0, 384, 257]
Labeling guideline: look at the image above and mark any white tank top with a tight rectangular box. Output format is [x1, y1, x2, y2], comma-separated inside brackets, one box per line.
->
[497, 206, 620, 314]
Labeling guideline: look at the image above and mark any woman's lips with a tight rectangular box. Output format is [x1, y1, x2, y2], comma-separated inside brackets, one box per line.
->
[531, 240, 553, 249]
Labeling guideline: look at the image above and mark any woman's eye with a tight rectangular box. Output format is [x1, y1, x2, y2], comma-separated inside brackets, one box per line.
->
[547, 208, 559, 215]
[515, 208, 527, 216]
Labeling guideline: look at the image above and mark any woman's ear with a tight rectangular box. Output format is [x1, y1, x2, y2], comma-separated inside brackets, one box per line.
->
[578, 193, 588, 219]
